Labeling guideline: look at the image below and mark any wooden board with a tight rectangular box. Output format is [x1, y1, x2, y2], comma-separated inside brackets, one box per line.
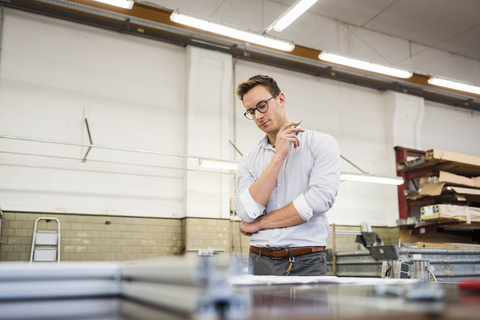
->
[399, 149, 480, 176]
[426, 149, 480, 167]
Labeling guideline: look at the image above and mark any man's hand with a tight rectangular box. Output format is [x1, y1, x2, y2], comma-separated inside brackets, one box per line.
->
[240, 203, 305, 236]
[240, 217, 263, 236]
[275, 122, 305, 158]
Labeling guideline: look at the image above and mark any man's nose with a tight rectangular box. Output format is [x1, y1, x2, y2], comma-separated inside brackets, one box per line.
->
[255, 109, 264, 119]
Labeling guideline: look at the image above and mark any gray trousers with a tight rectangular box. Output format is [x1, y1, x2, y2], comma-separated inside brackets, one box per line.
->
[248, 251, 327, 276]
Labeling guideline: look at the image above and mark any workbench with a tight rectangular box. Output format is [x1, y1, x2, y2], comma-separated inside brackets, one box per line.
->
[0, 257, 479, 320]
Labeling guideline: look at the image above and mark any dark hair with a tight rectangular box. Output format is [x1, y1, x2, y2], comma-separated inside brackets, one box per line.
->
[236, 75, 281, 101]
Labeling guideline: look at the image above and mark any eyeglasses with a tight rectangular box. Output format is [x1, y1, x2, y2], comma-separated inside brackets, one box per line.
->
[243, 93, 279, 120]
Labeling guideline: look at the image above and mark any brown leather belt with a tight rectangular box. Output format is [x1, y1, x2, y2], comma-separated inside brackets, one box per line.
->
[250, 245, 325, 259]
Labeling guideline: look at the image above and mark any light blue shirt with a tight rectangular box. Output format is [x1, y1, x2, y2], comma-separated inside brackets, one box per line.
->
[235, 129, 340, 248]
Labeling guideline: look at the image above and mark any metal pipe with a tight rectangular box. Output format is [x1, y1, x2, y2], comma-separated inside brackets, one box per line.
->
[0, 134, 238, 164]
[229, 140, 243, 157]
[341, 154, 366, 174]
[0, 3, 4, 72]
[0, 206, 3, 242]
[332, 223, 336, 276]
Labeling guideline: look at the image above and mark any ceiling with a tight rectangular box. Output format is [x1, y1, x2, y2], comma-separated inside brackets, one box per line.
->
[302, 0, 480, 61]
[143, 0, 480, 61]
[2, 0, 479, 110]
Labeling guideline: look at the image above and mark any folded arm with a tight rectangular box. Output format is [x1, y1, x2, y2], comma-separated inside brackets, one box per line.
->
[236, 132, 340, 235]
[240, 202, 305, 236]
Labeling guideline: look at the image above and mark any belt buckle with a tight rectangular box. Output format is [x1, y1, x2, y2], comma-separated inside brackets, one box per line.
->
[269, 249, 283, 259]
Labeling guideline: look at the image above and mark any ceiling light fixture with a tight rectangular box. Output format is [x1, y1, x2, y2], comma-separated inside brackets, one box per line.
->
[267, 0, 318, 32]
[318, 52, 413, 79]
[94, 0, 134, 9]
[341, 172, 404, 185]
[427, 77, 480, 95]
[170, 11, 295, 52]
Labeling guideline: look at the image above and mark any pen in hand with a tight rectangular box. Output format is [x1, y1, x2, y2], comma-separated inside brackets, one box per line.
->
[293, 120, 302, 135]
[273, 120, 302, 147]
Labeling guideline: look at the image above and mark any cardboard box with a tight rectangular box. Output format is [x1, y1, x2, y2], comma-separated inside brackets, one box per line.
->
[417, 172, 480, 199]
[419, 182, 444, 196]
[421, 204, 480, 223]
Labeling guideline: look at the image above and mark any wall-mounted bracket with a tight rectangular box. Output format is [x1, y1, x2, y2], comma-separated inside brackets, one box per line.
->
[82, 118, 93, 162]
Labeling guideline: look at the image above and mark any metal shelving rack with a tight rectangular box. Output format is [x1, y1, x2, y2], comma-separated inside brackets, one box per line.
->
[395, 146, 480, 242]
[395, 146, 432, 221]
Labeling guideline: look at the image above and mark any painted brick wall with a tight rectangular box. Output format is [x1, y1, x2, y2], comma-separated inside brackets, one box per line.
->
[0, 212, 184, 262]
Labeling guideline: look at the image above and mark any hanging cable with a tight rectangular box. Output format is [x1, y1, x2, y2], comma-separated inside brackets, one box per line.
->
[425, 267, 437, 282]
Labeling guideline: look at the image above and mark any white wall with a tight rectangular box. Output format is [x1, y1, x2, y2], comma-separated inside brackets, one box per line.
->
[0, 9, 187, 217]
[183, 46, 234, 219]
[1, 8, 479, 226]
[422, 101, 480, 154]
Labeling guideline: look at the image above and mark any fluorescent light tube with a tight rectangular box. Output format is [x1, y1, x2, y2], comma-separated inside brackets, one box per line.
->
[319, 52, 413, 79]
[170, 12, 295, 52]
[94, 0, 134, 9]
[428, 77, 480, 95]
[198, 159, 238, 171]
[341, 172, 404, 185]
[271, 0, 318, 32]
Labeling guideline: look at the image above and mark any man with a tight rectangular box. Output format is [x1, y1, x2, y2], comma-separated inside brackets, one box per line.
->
[235, 74, 340, 276]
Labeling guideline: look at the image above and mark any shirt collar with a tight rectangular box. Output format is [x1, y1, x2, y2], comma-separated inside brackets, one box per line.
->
[259, 135, 275, 150]
[259, 130, 306, 150]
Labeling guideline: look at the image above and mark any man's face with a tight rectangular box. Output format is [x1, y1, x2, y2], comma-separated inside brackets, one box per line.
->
[243, 85, 286, 135]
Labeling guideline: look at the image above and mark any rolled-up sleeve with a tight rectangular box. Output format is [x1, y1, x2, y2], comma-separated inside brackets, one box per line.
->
[235, 155, 266, 223]
[292, 194, 313, 221]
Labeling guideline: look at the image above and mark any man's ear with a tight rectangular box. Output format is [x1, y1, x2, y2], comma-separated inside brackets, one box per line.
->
[278, 92, 286, 106]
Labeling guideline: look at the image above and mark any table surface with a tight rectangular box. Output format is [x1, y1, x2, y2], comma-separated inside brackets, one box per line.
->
[1, 279, 480, 320]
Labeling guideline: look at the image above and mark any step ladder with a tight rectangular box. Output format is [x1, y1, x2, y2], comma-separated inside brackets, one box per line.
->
[29, 217, 61, 264]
